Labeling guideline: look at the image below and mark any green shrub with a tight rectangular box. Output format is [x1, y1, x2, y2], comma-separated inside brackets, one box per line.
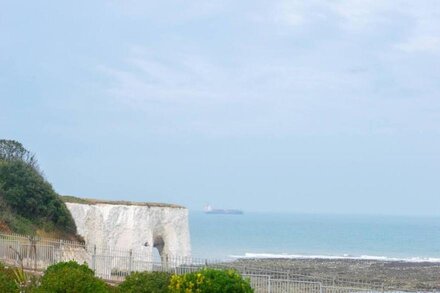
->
[36, 261, 110, 293]
[0, 140, 77, 236]
[118, 271, 171, 293]
[169, 268, 253, 293]
[0, 160, 77, 233]
[12, 266, 39, 293]
[0, 263, 19, 293]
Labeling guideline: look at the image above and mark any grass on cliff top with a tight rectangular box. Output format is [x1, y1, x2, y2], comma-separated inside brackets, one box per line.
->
[61, 195, 185, 209]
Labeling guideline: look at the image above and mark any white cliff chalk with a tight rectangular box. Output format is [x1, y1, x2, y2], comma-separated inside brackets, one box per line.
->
[65, 202, 191, 260]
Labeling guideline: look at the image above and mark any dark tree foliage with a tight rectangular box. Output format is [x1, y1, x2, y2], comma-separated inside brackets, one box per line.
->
[0, 140, 77, 235]
[0, 140, 38, 170]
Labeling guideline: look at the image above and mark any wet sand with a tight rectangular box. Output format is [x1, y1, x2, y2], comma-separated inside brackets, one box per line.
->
[232, 258, 440, 291]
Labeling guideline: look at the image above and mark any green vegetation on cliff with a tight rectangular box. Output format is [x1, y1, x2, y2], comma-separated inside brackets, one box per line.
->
[61, 195, 185, 208]
[0, 140, 77, 237]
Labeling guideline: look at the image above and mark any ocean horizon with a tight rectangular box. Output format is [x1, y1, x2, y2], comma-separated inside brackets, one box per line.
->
[189, 211, 440, 262]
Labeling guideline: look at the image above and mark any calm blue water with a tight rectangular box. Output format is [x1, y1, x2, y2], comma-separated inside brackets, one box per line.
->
[189, 211, 440, 261]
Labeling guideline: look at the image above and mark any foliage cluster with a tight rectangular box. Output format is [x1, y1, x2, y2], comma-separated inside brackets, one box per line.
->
[117, 271, 171, 293]
[0, 262, 18, 292]
[0, 139, 77, 236]
[16, 266, 39, 292]
[0, 262, 38, 292]
[168, 268, 253, 293]
[0, 139, 38, 169]
[36, 261, 111, 293]
[0, 261, 254, 293]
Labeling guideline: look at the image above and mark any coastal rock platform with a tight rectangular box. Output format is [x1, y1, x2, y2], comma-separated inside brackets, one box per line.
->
[233, 258, 440, 291]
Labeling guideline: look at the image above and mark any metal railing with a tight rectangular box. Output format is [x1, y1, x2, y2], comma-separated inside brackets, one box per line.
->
[0, 232, 387, 292]
[242, 274, 383, 293]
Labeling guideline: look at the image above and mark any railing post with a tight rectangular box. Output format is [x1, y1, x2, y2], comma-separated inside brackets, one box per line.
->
[59, 239, 64, 263]
[92, 245, 97, 272]
[268, 275, 271, 293]
[128, 249, 133, 274]
[16, 242, 20, 264]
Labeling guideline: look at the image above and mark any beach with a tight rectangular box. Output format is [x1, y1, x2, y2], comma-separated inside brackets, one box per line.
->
[232, 258, 440, 291]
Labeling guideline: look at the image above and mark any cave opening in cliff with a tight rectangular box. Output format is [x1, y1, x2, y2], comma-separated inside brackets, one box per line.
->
[153, 236, 165, 262]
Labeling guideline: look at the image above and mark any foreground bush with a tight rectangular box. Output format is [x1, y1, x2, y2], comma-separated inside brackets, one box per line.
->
[0, 263, 18, 293]
[118, 271, 171, 293]
[1, 261, 254, 293]
[0, 262, 39, 293]
[36, 261, 110, 293]
[169, 268, 253, 293]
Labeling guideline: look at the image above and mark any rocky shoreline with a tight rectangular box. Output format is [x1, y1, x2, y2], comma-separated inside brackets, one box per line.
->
[232, 258, 440, 291]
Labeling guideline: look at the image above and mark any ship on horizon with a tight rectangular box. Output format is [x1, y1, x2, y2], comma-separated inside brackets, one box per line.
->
[204, 204, 243, 215]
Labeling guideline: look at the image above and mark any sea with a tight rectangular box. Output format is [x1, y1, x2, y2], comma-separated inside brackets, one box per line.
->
[189, 211, 440, 262]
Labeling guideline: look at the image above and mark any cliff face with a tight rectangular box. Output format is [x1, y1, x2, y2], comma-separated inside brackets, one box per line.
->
[65, 202, 191, 260]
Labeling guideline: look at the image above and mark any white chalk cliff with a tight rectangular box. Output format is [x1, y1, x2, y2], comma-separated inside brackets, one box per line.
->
[65, 201, 191, 261]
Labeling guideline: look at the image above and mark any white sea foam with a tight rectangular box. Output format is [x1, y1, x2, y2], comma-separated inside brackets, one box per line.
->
[229, 253, 440, 263]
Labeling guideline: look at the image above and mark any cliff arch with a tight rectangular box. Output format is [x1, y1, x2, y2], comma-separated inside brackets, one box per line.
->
[153, 235, 165, 257]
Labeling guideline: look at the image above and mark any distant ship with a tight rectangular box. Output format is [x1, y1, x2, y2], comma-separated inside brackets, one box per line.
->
[204, 204, 243, 215]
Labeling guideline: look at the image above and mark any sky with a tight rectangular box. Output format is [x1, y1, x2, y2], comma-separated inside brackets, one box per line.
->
[1, 0, 440, 215]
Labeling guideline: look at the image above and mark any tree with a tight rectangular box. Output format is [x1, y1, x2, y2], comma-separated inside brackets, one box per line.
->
[0, 139, 77, 236]
[0, 140, 38, 170]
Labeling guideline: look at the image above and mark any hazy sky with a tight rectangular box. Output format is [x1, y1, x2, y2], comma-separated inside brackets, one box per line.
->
[1, 1, 440, 215]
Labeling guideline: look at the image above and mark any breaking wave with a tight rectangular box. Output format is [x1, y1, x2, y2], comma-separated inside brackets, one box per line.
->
[229, 253, 440, 263]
